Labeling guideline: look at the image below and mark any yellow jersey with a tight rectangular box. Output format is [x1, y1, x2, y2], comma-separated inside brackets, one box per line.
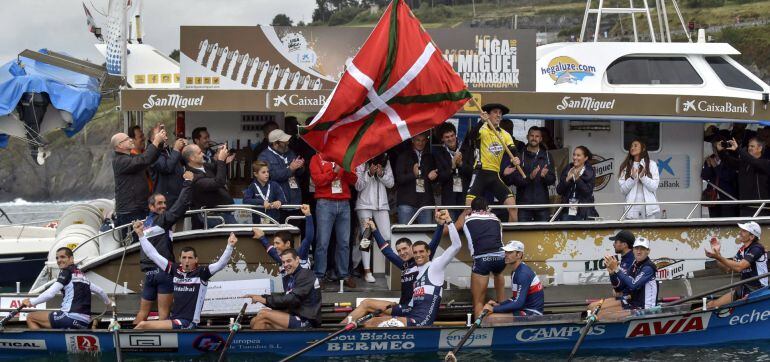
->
[474, 123, 515, 172]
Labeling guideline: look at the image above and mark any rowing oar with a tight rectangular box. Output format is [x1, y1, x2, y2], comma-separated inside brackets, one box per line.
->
[218, 303, 248, 362]
[109, 303, 122, 362]
[663, 271, 770, 307]
[0, 305, 23, 331]
[444, 309, 490, 362]
[567, 298, 603, 362]
[279, 306, 389, 362]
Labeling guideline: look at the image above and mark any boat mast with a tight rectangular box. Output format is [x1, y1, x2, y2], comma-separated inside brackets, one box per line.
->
[579, 0, 691, 43]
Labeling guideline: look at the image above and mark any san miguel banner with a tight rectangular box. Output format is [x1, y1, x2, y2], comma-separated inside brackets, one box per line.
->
[179, 26, 536, 92]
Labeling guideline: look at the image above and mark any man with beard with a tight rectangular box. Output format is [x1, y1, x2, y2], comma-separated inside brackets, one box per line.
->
[505, 126, 555, 222]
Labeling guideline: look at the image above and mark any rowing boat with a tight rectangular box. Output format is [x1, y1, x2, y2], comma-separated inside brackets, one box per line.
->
[1, 290, 769, 358]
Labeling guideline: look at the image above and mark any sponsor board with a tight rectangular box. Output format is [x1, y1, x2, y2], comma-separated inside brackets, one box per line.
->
[0, 297, 45, 321]
[267, 93, 328, 109]
[590, 155, 614, 192]
[626, 313, 709, 338]
[654, 258, 686, 280]
[727, 308, 770, 326]
[0, 339, 47, 350]
[676, 97, 755, 116]
[541, 56, 596, 85]
[326, 331, 416, 352]
[65, 334, 100, 353]
[556, 96, 616, 112]
[193, 333, 225, 352]
[142, 94, 204, 109]
[438, 328, 494, 349]
[516, 325, 605, 342]
[120, 333, 179, 352]
[655, 155, 690, 189]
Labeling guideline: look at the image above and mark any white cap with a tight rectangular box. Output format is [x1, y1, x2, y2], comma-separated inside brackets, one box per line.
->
[502, 240, 525, 252]
[268, 129, 292, 143]
[633, 237, 650, 249]
[738, 222, 762, 238]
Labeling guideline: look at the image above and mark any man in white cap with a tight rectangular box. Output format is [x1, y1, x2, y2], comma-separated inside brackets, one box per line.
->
[598, 237, 658, 319]
[482, 240, 544, 321]
[706, 221, 768, 308]
[258, 129, 306, 219]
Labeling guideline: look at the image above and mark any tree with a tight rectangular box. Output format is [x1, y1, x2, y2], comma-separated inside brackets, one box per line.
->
[169, 49, 180, 62]
[271, 14, 294, 26]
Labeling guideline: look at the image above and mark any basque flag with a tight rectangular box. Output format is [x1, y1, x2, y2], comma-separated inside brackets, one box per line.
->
[300, 0, 471, 170]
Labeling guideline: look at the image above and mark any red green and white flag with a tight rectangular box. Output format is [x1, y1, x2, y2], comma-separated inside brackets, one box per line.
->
[300, 0, 471, 170]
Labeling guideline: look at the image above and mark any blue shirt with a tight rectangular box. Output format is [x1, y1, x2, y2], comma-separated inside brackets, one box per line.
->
[243, 179, 287, 222]
[373, 225, 443, 305]
[614, 257, 658, 309]
[258, 215, 314, 275]
[493, 262, 544, 315]
[735, 241, 768, 290]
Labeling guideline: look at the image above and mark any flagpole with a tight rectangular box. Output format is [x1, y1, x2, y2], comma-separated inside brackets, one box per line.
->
[467, 97, 527, 179]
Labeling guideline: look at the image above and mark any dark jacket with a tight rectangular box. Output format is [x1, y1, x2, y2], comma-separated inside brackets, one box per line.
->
[701, 155, 738, 201]
[434, 144, 473, 206]
[720, 148, 770, 201]
[257, 147, 304, 205]
[507, 147, 556, 207]
[556, 164, 598, 219]
[139, 180, 192, 271]
[187, 160, 234, 209]
[113, 144, 160, 214]
[242, 179, 287, 222]
[395, 148, 436, 208]
[150, 146, 186, 208]
[263, 267, 321, 326]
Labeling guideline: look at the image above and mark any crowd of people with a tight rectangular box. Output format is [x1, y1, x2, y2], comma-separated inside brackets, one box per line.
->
[17, 104, 770, 332]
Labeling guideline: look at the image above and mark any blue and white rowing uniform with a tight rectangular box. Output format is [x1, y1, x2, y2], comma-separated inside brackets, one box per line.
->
[373, 224, 443, 306]
[258, 215, 315, 275]
[30, 264, 110, 329]
[733, 240, 768, 299]
[613, 257, 658, 310]
[463, 211, 505, 276]
[611, 251, 636, 296]
[401, 224, 462, 326]
[139, 235, 233, 329]
[492, 262, 544, 316]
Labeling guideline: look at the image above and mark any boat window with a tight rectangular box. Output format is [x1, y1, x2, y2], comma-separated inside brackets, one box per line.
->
[706, 56, 764, 91]
[623, 122, 660, 152]
[607, 57, 703, 85]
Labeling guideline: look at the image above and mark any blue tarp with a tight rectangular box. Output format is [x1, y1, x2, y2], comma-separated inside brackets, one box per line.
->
[0, 49, 101, 148]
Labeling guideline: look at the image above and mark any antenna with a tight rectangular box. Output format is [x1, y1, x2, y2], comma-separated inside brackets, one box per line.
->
[579, 0, 691, 43]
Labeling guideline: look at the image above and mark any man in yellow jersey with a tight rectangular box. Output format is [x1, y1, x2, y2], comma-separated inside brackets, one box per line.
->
[465, 103, 520, 222]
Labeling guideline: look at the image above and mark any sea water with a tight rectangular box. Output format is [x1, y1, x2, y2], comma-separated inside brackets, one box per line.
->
[2, 201, 768, 361]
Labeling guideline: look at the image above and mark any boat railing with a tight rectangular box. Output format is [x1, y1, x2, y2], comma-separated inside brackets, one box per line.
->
[187, 204, 304, 229]
[406, 199, 770, 225]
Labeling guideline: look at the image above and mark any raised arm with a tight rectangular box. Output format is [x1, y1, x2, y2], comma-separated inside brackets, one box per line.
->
[432, 220, 462, 271]
[428, 224, 444, 255]
[373, 228, 404, 268]
[297, 212, 314, 260]
[139, 235, 171, 272]
[208, 233, 236, 275]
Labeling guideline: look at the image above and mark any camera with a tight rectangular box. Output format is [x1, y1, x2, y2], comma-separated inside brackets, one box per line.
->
[720, 140, 729, 148]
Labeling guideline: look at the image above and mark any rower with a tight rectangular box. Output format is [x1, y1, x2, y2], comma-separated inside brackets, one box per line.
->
[457, 197, 507, 317]
[587, 230, 636, 312]
[252, 204, 314, 274]
[245, 248, 322, 329]
[22, 247, 112, 329]
[365, 209, 461, 327]
[341, 211, 445, 323]
[134, 171, 194, 325]
[706, 221, 768, 308]
[464, 103, 520, 223]
[482, 240, 544, 321]
[598, 237, 658, 319]
[133, 221, 236, 330]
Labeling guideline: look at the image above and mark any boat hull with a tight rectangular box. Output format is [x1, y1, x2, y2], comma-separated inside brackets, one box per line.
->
[2, 293, 769, 358]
